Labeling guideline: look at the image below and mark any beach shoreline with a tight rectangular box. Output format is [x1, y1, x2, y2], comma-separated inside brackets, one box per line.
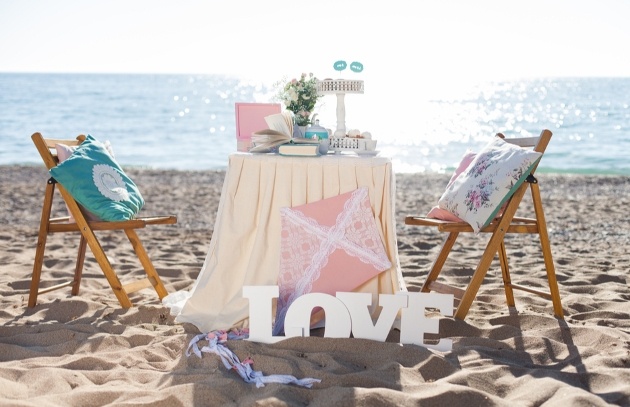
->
[1, 165, 629, 406]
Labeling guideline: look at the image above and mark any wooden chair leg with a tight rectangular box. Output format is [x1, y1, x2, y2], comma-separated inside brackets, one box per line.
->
[455, 231, 507, 319]
[71, 235, 88, 296]
[421, 232, 459, 293]
[498, 241, 516, 307]
[29, 180, 56, 307]
[530, 183, 564, 319]
[454, 184, 528, 319]
[79, 228, 133, 308]
[124, 229, 168, 299]
[51, 185, 134, 308]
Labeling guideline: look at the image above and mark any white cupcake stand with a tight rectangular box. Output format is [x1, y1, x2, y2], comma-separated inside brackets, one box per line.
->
[316, 79, 364, 138]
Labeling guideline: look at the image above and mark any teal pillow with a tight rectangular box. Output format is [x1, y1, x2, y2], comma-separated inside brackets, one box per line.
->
[50, 134, 144, 221]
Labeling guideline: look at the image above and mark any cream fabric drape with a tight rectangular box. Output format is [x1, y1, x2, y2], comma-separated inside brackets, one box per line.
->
[163, 153, 406, 333]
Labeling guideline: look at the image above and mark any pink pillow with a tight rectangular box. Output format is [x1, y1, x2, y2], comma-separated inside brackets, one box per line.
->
[273, 187, 392, 335]
[446, 150, 476, 187]
[55, 143, 77, 163]
[426, 206, 465, 222]
[426, 150, 476, 222]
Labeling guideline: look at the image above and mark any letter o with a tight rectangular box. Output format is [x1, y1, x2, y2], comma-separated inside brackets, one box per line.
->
[284, 293, 351, 339]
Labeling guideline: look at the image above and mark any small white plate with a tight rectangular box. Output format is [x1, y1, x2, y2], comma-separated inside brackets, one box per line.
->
[354, 150, 380, 157]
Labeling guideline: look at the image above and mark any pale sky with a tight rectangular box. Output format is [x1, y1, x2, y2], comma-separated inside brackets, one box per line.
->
[2, 0, 630, 87]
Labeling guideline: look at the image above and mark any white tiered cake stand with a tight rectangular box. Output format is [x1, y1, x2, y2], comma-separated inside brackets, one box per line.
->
[316, 79, 364, 138]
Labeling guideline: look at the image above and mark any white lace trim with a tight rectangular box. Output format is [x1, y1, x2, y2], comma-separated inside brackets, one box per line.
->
[92, 163, 129, 202]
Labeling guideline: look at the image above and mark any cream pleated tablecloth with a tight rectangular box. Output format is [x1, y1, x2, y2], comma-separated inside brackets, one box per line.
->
[163, 153, 406, 333]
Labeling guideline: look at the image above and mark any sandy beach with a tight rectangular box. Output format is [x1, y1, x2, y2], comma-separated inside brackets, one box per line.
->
[1, 164, 629, 406]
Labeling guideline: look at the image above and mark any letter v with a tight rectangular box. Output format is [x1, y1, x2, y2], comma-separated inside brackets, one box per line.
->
[336, 292, 407, 342]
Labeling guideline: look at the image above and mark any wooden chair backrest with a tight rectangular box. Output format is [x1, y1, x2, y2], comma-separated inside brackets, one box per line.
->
[499, 129, 552, 156]
[31, 132, 86, 170]
[495, 129, 552, 212]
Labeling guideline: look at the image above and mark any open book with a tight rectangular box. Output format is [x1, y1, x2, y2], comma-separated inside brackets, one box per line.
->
[250, 111, 318, 152]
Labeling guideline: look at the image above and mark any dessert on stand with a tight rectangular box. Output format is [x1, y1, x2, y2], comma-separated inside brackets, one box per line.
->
[328, 129, 378, 156]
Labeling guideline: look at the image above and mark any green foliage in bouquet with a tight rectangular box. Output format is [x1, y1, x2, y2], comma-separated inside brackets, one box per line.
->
[276, 73, 319, 126]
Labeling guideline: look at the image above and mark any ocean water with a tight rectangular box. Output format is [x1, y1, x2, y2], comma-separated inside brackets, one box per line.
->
[1, 73, 629, 175]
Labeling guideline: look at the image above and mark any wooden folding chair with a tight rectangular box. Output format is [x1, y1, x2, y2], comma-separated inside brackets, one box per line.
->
[30, 132, 177, 308]
[405, 129, 563, 320]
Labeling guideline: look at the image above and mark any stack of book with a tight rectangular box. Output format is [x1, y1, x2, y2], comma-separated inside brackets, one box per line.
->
[278, 141, 320, 157]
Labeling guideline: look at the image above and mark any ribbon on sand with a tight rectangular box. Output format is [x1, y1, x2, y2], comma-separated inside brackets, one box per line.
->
[186, 329, 321, 388]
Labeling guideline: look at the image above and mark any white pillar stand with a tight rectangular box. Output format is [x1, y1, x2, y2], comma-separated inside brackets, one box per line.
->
[316, 79, 364, 139]
[334, 93, 347, 138]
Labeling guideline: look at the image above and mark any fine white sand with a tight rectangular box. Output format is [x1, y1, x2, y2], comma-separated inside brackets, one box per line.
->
[1, 165, 629, 406]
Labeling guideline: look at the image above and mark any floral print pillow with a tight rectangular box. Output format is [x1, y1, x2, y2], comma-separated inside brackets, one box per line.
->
[437, 136, 542, 234]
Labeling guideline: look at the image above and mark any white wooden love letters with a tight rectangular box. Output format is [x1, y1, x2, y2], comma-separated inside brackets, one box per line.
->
[242, 286, 453, 352]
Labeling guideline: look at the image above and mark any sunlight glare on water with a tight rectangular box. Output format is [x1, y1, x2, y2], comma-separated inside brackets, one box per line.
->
[0, 74, 628, 175]
[357, 77, 630, 174]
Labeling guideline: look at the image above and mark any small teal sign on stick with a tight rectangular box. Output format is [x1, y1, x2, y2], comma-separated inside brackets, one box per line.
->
[350, 61, 364, 73]
[334, 60, 347, 71]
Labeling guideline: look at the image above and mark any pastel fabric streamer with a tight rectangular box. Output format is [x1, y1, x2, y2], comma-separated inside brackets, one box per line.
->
[186, 330, 321, 388]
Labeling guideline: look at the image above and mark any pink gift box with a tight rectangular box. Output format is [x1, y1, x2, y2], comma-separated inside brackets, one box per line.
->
[235, 102, 282, 152]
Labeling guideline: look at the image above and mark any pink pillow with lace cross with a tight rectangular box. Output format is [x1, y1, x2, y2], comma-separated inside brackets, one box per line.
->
[273, 187, 391, 335]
